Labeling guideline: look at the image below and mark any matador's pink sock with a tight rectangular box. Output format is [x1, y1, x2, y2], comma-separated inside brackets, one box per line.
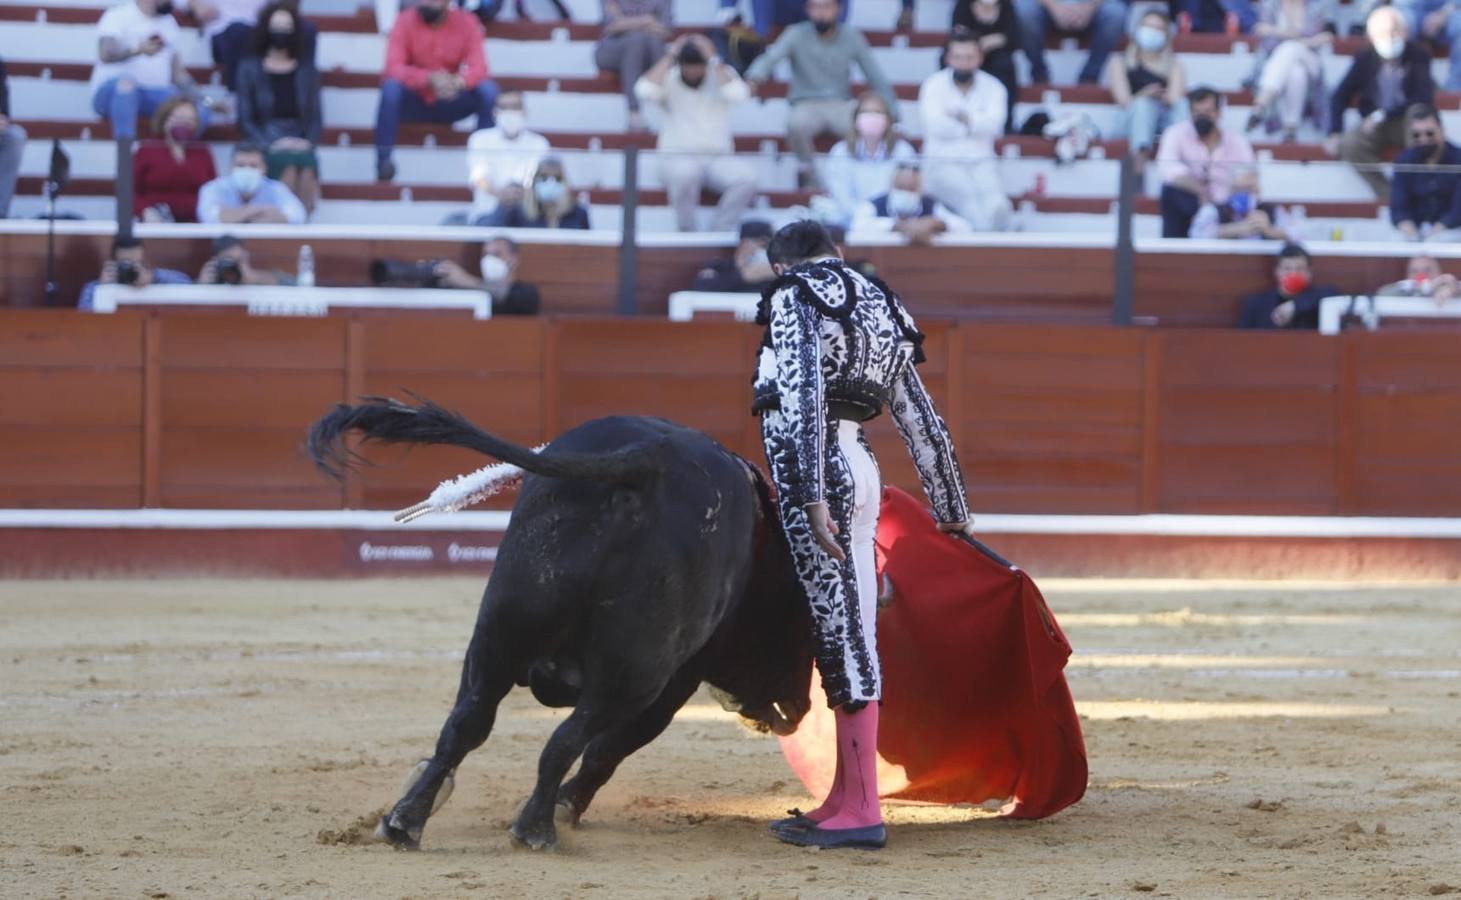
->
[805, 736, 845, 823]
[816, 703, 883, 830]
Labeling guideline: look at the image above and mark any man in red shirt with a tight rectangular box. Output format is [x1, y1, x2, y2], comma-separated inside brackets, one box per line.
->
[375, 0, 499, 181]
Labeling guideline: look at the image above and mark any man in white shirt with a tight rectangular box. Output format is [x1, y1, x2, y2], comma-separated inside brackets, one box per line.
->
[851, 162, 970, 243]
[190, 0, 267, 90]
[197, 143, 308, 224]
[636, 34, 757, 232]
[465, 90, 550, 226]
[917, 29, 1011, 231]
[90, 0, 201, 141]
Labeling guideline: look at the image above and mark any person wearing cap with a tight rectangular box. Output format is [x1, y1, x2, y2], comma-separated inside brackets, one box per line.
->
[636, 33, 757, 232]
[691, 219, 777, 291]
[197, 234, 295, 286]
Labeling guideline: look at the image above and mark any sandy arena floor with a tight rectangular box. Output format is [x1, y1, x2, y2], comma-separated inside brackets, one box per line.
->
[2, 578, 1459, 899]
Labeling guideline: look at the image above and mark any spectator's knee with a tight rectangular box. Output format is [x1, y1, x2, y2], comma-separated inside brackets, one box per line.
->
[8, 124, 27, 143]
[380, 79, 406, 102]
[116, 77, 137, 95]
[1094, 0, 1125, 28]
[1013, 0, 1039, 21]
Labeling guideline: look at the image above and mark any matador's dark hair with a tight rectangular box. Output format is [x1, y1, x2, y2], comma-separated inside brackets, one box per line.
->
[767, 220, 839, 267]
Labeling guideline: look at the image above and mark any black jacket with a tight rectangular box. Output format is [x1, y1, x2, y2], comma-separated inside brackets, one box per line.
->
[1237, 283, 1341, 330]
[950, 0, 1019, 64]
[1329, 44, 1434, 135]
[234, 56, 323, 145]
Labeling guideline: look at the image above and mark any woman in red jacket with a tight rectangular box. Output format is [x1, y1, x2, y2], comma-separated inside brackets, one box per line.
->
[132, 97, 217, 222]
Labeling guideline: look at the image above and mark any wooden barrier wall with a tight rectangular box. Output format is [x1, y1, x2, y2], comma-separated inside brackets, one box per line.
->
[4, 232, 1438, 324]
[5, 309, 1461, 516]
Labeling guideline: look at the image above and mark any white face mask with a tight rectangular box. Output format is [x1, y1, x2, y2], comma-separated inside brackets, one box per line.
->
[1373, 36, 1405, 60]
[888, 188, 923, 218]
[496, 110, 526, 138]
[230, 165, 263, 196]
[480, 253, 510, 286]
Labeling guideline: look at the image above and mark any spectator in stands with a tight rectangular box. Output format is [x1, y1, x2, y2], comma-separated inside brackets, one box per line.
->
[852, 162, 971, 243]
[1395, 0, 1461, 91]
[745, 0, 898, 190]
[1377, 254, 1459, 301]
[197, 142, 308, 224]
[191, 0, 266, 91]
[715, 0, 850, 38]
[500, 156, 590, 229]
[1014, 0, 1126, 84]
[1390, 104, 1461, 241]
[1188, 167, 1301, 239]
[1107, 5, 1186, 158]
[0, 57, 26, 219]
[819, 92, 917, 227]
[375, 0, 497, 182]
[465, 91, 550, 226]
[691, 219, 777, 291]
[1156, 87, 1256, 238]
[133, 97, 216, 222]
[1237, 242, 1338, 328]
[597, 0, 673, 133]
[77, 235, 192, 311]
[1180, 0, 1258, 33]
[273, 0, 319, 62]
[432, 236, 543, 315]
[918, 29, 1012, 231]
[90, 0, 204, 142]
[1245, 0, 1335, 143]
[197, 234, 294, 285]
[951, 0, 1020, 132]
[235, 2, 322, 215]
[636, 34, 758, 232]
[1327, 6, 1434, 198]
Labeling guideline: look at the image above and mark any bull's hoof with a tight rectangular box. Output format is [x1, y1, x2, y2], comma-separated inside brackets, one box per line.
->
[509, 819, 558, 851]
[554, 799, 583, 827]
[375, 812, 423, 851]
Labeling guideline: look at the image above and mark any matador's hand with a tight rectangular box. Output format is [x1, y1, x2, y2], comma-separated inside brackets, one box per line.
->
[937, 517, 977, 537]
[806, 501, 846, 562]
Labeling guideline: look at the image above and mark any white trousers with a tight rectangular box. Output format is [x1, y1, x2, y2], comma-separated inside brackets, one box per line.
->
[838, 419, 883, 702]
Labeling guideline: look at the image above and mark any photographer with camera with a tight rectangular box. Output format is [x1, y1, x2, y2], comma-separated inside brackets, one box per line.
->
[78, 235, 193, 310]
[372, 236, 540, 315]
[197, 234, 294, 286]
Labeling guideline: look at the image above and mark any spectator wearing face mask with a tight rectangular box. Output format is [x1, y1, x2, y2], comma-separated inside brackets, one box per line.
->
[465, 91, 550, 227]
[1156, 87, 1256, 238]
[951, 0, 1020, 132]
[501, 157, 590, 229]
[819, 92, 916, 228]
[1377, 254, 1459, 303]
[235, 2, 322, 215]
[132, 97, 215, 222]
[852, 162, 970, 244]
[431, 236, 543, 315]
[197, 142, 308, 224]
[89, 0, 205, 142]
[636, 34, 757, 232]
[1107, 6, 1186, 158]
[375, 0, 498, 182]
[1389, 104, 1461, 241]
[1187, 167, 1300, 240]
[918, 28, 1011, 231]
[744, 0, 898, 190]
[1238, 242, 1339, 329]
[1245, 0, 1335, 143]
[691, 219, 777, 291]
[1327, 6, 1435, 198]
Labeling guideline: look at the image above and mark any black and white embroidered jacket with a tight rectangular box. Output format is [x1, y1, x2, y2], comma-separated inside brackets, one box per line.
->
[752, 258, 970, 524]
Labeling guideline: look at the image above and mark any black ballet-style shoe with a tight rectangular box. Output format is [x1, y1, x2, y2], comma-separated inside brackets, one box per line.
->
[773, 822, 887, 850]
[767, 808, 815, 832]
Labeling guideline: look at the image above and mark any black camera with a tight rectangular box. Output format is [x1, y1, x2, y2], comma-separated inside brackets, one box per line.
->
[216, 257, 243, 285]
[369, 259, 442, 288]
[115, 259, 141, 286]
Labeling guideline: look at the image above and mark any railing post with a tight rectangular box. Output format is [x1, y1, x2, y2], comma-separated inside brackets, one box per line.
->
[1112, 151, 1136, 325]
[115, 138, 135, 242]
[616, 145, 640, 316]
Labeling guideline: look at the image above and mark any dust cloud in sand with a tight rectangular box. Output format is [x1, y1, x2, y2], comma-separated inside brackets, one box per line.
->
[2, 578, 1459, 898]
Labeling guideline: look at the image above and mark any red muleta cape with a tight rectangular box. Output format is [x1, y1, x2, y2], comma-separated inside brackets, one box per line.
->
[778, 486, 1088, 819]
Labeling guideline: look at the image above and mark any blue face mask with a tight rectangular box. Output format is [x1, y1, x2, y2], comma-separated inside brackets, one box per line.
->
[231, 165, 263, 196]
[1134, 25, 1167, 52]
[1229, 191, 1252, 217]
[534, 176, 566, 205]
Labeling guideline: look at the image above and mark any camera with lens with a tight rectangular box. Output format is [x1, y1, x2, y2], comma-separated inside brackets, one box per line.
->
[115, 259, 141, 286]
[369, 258, 443, 288]
[216, 256, 244, 285]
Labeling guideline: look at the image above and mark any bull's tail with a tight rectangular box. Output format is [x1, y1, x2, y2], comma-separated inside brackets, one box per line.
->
[307, 395, 660, 486]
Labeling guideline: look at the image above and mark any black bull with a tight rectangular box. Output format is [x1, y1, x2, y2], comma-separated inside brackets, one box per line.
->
[308, 398, 816, 850]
